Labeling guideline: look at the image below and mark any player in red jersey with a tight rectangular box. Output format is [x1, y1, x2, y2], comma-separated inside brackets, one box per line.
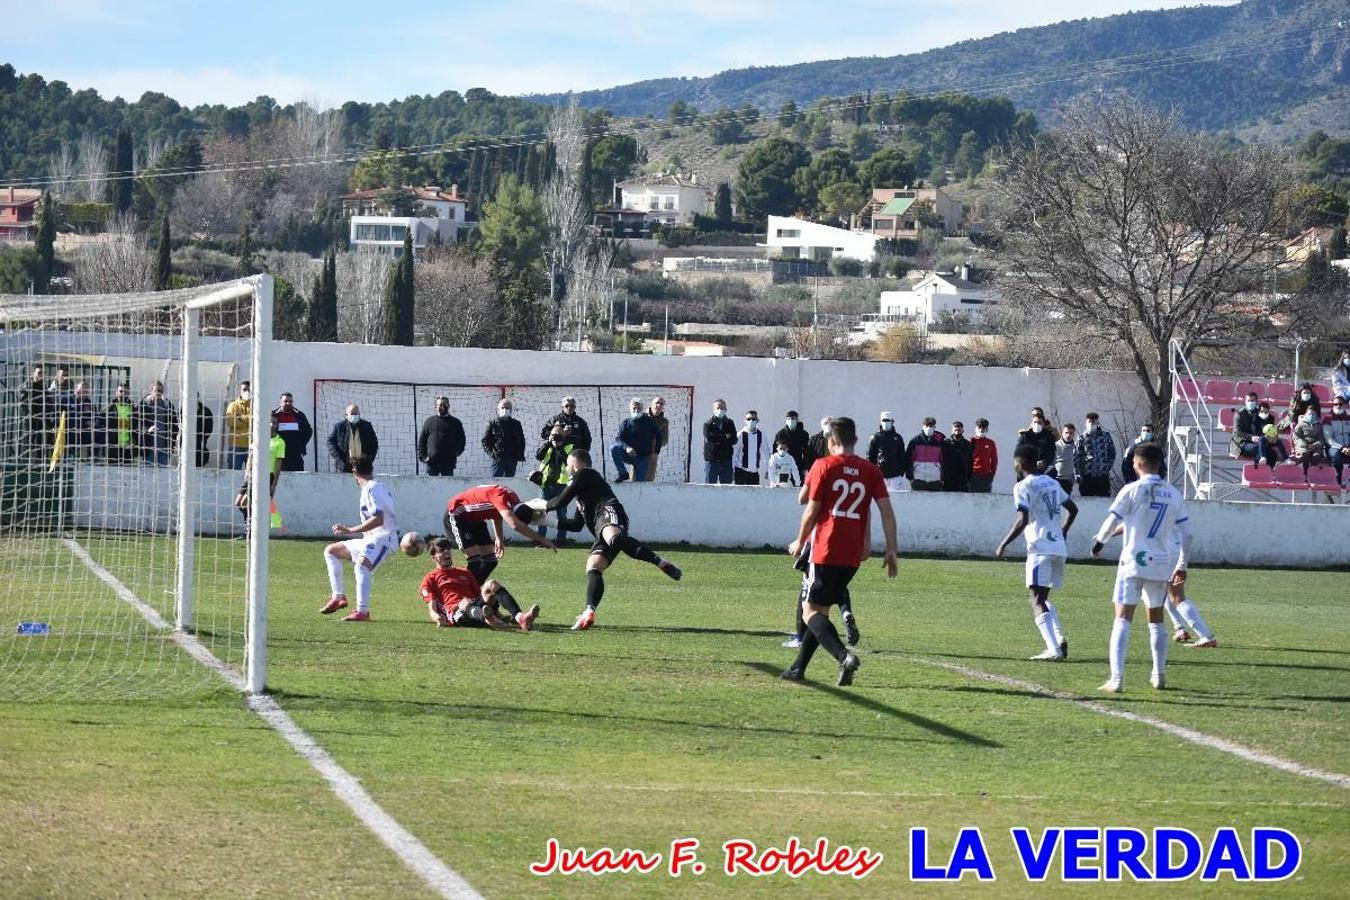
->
[419, 537, 540, 630]
[444, 483, 555, 580]
[783, 417, 899, 686]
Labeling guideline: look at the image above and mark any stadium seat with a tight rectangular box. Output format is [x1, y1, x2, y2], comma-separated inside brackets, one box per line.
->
[1312, 384, 1333, 405]
[1242, 463, 1276, 489]
[1305, 465, 1341, 491]
[1272, 465, 1308, 489]
[1217, 407, 1236, 431]
[1232, 380, 1264, 402]
[1203, 379, 1237, 405]
[1266, 382, 1294, 405]
[1175, 378, 1203, 402]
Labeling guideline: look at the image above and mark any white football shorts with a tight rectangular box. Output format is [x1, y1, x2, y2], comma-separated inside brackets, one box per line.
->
[1026, 554, 1065, 589]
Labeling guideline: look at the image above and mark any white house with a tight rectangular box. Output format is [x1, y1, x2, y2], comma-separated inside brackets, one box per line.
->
[618, 173, 711, 226]
[345, 185, 470, 254]
[877, 268, 997, 327]
[764, 215, 879, 263]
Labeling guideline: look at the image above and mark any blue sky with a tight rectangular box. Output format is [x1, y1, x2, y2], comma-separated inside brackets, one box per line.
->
[4, 1, 1235, 108]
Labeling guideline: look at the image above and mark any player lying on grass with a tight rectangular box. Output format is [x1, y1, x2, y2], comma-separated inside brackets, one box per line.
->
[1091, 442, 1191, 692]
[417, 536, 539, 630]
[531, 448, 681, 631]
[996, 445, 1078, 660]
[444, 483, 556, 588]
[320, 456, 397, 622]
[782, 417, 898, 687]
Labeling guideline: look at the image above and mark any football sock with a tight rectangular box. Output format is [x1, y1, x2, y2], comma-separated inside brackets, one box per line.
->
[493, 586, 522, 618]
[1148, 622, 1169, 678]
[1045, 602, 1066, 645]
[614, 534, 660, 565]
[806, 615, 848, 663]
[1175, 597, 1214, 642]
[790, 630, 819, 672]
[794, 584, 807, 639]
[1164, 601, 1184, 630]
[464, 603, 488, 625]
[839, 591, 853, 618]
[354, 562, 372, 613]
[1109, 617, 1131, 682]
[1034, 611, 1059, 653]
[466, 553, 497, 583]
[324, 549, 345, 598]
[585, 569, 605, 611]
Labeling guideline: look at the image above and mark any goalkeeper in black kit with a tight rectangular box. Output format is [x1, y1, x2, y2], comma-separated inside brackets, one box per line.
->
[532, 448, 682, 630]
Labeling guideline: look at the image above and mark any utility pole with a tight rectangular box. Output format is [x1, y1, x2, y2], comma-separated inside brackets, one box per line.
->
[622, 292, 629, 353]
[812, 275, 819, 359]
[664, 303, 670, 356]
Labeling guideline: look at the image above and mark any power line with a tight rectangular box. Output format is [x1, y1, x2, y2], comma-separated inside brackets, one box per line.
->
[3, 23, 1337, 191]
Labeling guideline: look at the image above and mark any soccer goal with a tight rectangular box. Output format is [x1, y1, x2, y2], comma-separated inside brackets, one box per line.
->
[0, 276, 272, 700]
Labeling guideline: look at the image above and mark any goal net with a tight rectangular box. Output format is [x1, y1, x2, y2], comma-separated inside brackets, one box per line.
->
[0, 277, 271, 700]
[312, 381, 696, 481]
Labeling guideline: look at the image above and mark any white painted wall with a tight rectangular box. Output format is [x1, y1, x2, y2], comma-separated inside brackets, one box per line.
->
[766, 216, 879, 262]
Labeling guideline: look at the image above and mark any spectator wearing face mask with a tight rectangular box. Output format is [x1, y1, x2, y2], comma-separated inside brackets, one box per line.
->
[906, 416, 945, 491]
[1283, 382, 1322, 430]
[540, 396, 592, 451]
[1323, 397, 1350, 485]
[1230, 391, 1262, 463]
[1074, 412, 1115, 497]
[867, 411, 909, 492]
[733, 410, 767, 485]
[970, 417, 998, 493]
[482, 399, 526, 478]
[774, 410, 811, 477]
[1334, 349, 1350, 402]
[942, 420, 974, 492]
[327, 403, 379, 473]
[1253, 401, 1288, 468]
[806, 415, 832, 473]
[1121, 424, 1166, 484]
[1050, 422, 1078, 495]
[612, 397, 660, 483]
[533, 425, 576, 542]
[138, 380, 178, 467]
[224, 381, 253, 470]
[702, 399, 737, 484]
[1015, 410, 1057, 475]
[767, 440, 800, 487]
[1292, 407, 1327, 474]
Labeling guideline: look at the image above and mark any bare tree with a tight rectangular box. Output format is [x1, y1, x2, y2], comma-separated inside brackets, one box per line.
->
[335, 248, 394, 343]
[70, 213, 156, 293]
[171, 172, 246, 241]
[990, 96, 1296, 425]
[75, 134, 109, 203]
[48, 144, 79, 201]
[137, 135, 172, 174]
[543, 98, 593, 347]
[416, 248, 499, 347]
[277, 98, 345, 217]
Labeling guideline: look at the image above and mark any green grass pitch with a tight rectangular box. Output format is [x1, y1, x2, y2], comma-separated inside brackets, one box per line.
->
[1, 538, 1347, 897]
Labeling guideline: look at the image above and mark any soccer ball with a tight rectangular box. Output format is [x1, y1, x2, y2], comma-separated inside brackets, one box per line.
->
[400, 532, 425, 557]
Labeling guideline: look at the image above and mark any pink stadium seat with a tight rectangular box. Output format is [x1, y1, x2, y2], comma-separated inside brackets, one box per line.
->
[1175, 378, 1203, 401]
[1312, 384, 1333, 405]
[1232, 380, 1264, 402]
[1217, 407, 1236, 431]
[1272, 465, 1308, 489]
[1266, 382, 1294, 405]
[1203, 379, 1237, 405]
[1305, 465, 1341, 491]
[1242, 463, 1276, 489]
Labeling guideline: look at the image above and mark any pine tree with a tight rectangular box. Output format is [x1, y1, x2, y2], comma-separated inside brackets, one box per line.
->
[35, 193, 55, 293]
[112, 129, 133, 213]
[382, 233, 415, 345]
[154, 215, 172, 291]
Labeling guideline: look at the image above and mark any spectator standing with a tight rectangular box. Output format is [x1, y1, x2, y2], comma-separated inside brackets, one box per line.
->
[701, 398, 737, 484]
[805, 416, 832, 473]
[767, 440, 800, 487]
[482, 398, 526, 477]
[733, 410, 767, 485]
[138, 380, 178, 467]
[1229, 392, 1262, 462]
[1292, 408, 1327, 474]
[63, 381, 98, 458]
[540, 396, 592, 451]
[196, 397, 214, 468]
[906, 417, 945, 491]
[1075, 413, 1116, 497]
[1323, 397, 1350, 485]
[20, 365, 53, 459]
[970, 418, 998, 493]
[533, 425, 575, 542]
[327, 404, 379, 473]
[774, 410, 811, 477]
[1051, 422, 1078, 495]
[644, 396, 669, 481]
[103, 383, 137, 464]
[1253, 402, 1288, 468]
[611, 397, 660, 483]
[1015, 412, 1056, 474]
[941, 420, 974, 492]
[48, 366, 75, 412]
[273, 392, 314, 472]
[1120, 425, 1166, 484]
[224, 381, 252, 470]
[866, 411, 908, 492]
[1334, 348, 1350, 402]
[418, 395, 466, 476]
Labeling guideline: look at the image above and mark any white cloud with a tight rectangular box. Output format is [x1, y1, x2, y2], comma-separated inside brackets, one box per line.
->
[55, 66, 330, 108]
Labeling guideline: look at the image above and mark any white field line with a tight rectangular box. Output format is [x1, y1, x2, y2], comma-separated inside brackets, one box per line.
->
[907, 654, 1350, 790]
[63, 538, 482, 900]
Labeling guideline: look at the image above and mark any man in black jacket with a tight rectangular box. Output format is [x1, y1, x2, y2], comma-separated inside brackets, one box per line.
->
[941, 420, 974, 492]
[866, 411, 908, 490]
[805, 415, 831, 475]
[419, 395, 466, 476]
[482, 397, 526, 477]
[774, 410, 811, 477]
[539, 396, 592, 451]
[195, 398, 214, 468]
[1015, 412, 1056, 475]
[327, 403, 379, 473]
[702, 398, 737, 483]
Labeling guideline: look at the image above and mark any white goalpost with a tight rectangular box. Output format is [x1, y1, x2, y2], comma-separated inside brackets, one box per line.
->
[0, 275, 272, 698]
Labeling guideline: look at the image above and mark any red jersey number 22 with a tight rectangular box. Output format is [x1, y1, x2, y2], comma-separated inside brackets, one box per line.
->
[830, 479, 866, 519]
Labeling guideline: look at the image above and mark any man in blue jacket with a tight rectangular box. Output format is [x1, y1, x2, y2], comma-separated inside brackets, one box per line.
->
[611, 397, 661, 483]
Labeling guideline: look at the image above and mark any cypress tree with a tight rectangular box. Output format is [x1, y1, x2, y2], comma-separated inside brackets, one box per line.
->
[235, 225, 255, 277]
[112, 129, 133, 213]
[382, 233, 415, 345]
[714, 182, 732, 222]
[305, 250, 338, 341]
[466, 149, 484, 218]
[35, 193, 55, 293]
[154, 215, 172, 291]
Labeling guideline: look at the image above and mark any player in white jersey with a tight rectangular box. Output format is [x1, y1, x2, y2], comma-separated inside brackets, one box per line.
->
[1106, 523, 1218, 648]
[319, 457, 400, 622]
[997, 445, 1078, 660]
[1090, 443, 1191, 691]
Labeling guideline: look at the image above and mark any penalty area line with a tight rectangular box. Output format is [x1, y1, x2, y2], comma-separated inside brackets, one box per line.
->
[907, 654, 1350, 790]
[62, 538, 482, 900]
